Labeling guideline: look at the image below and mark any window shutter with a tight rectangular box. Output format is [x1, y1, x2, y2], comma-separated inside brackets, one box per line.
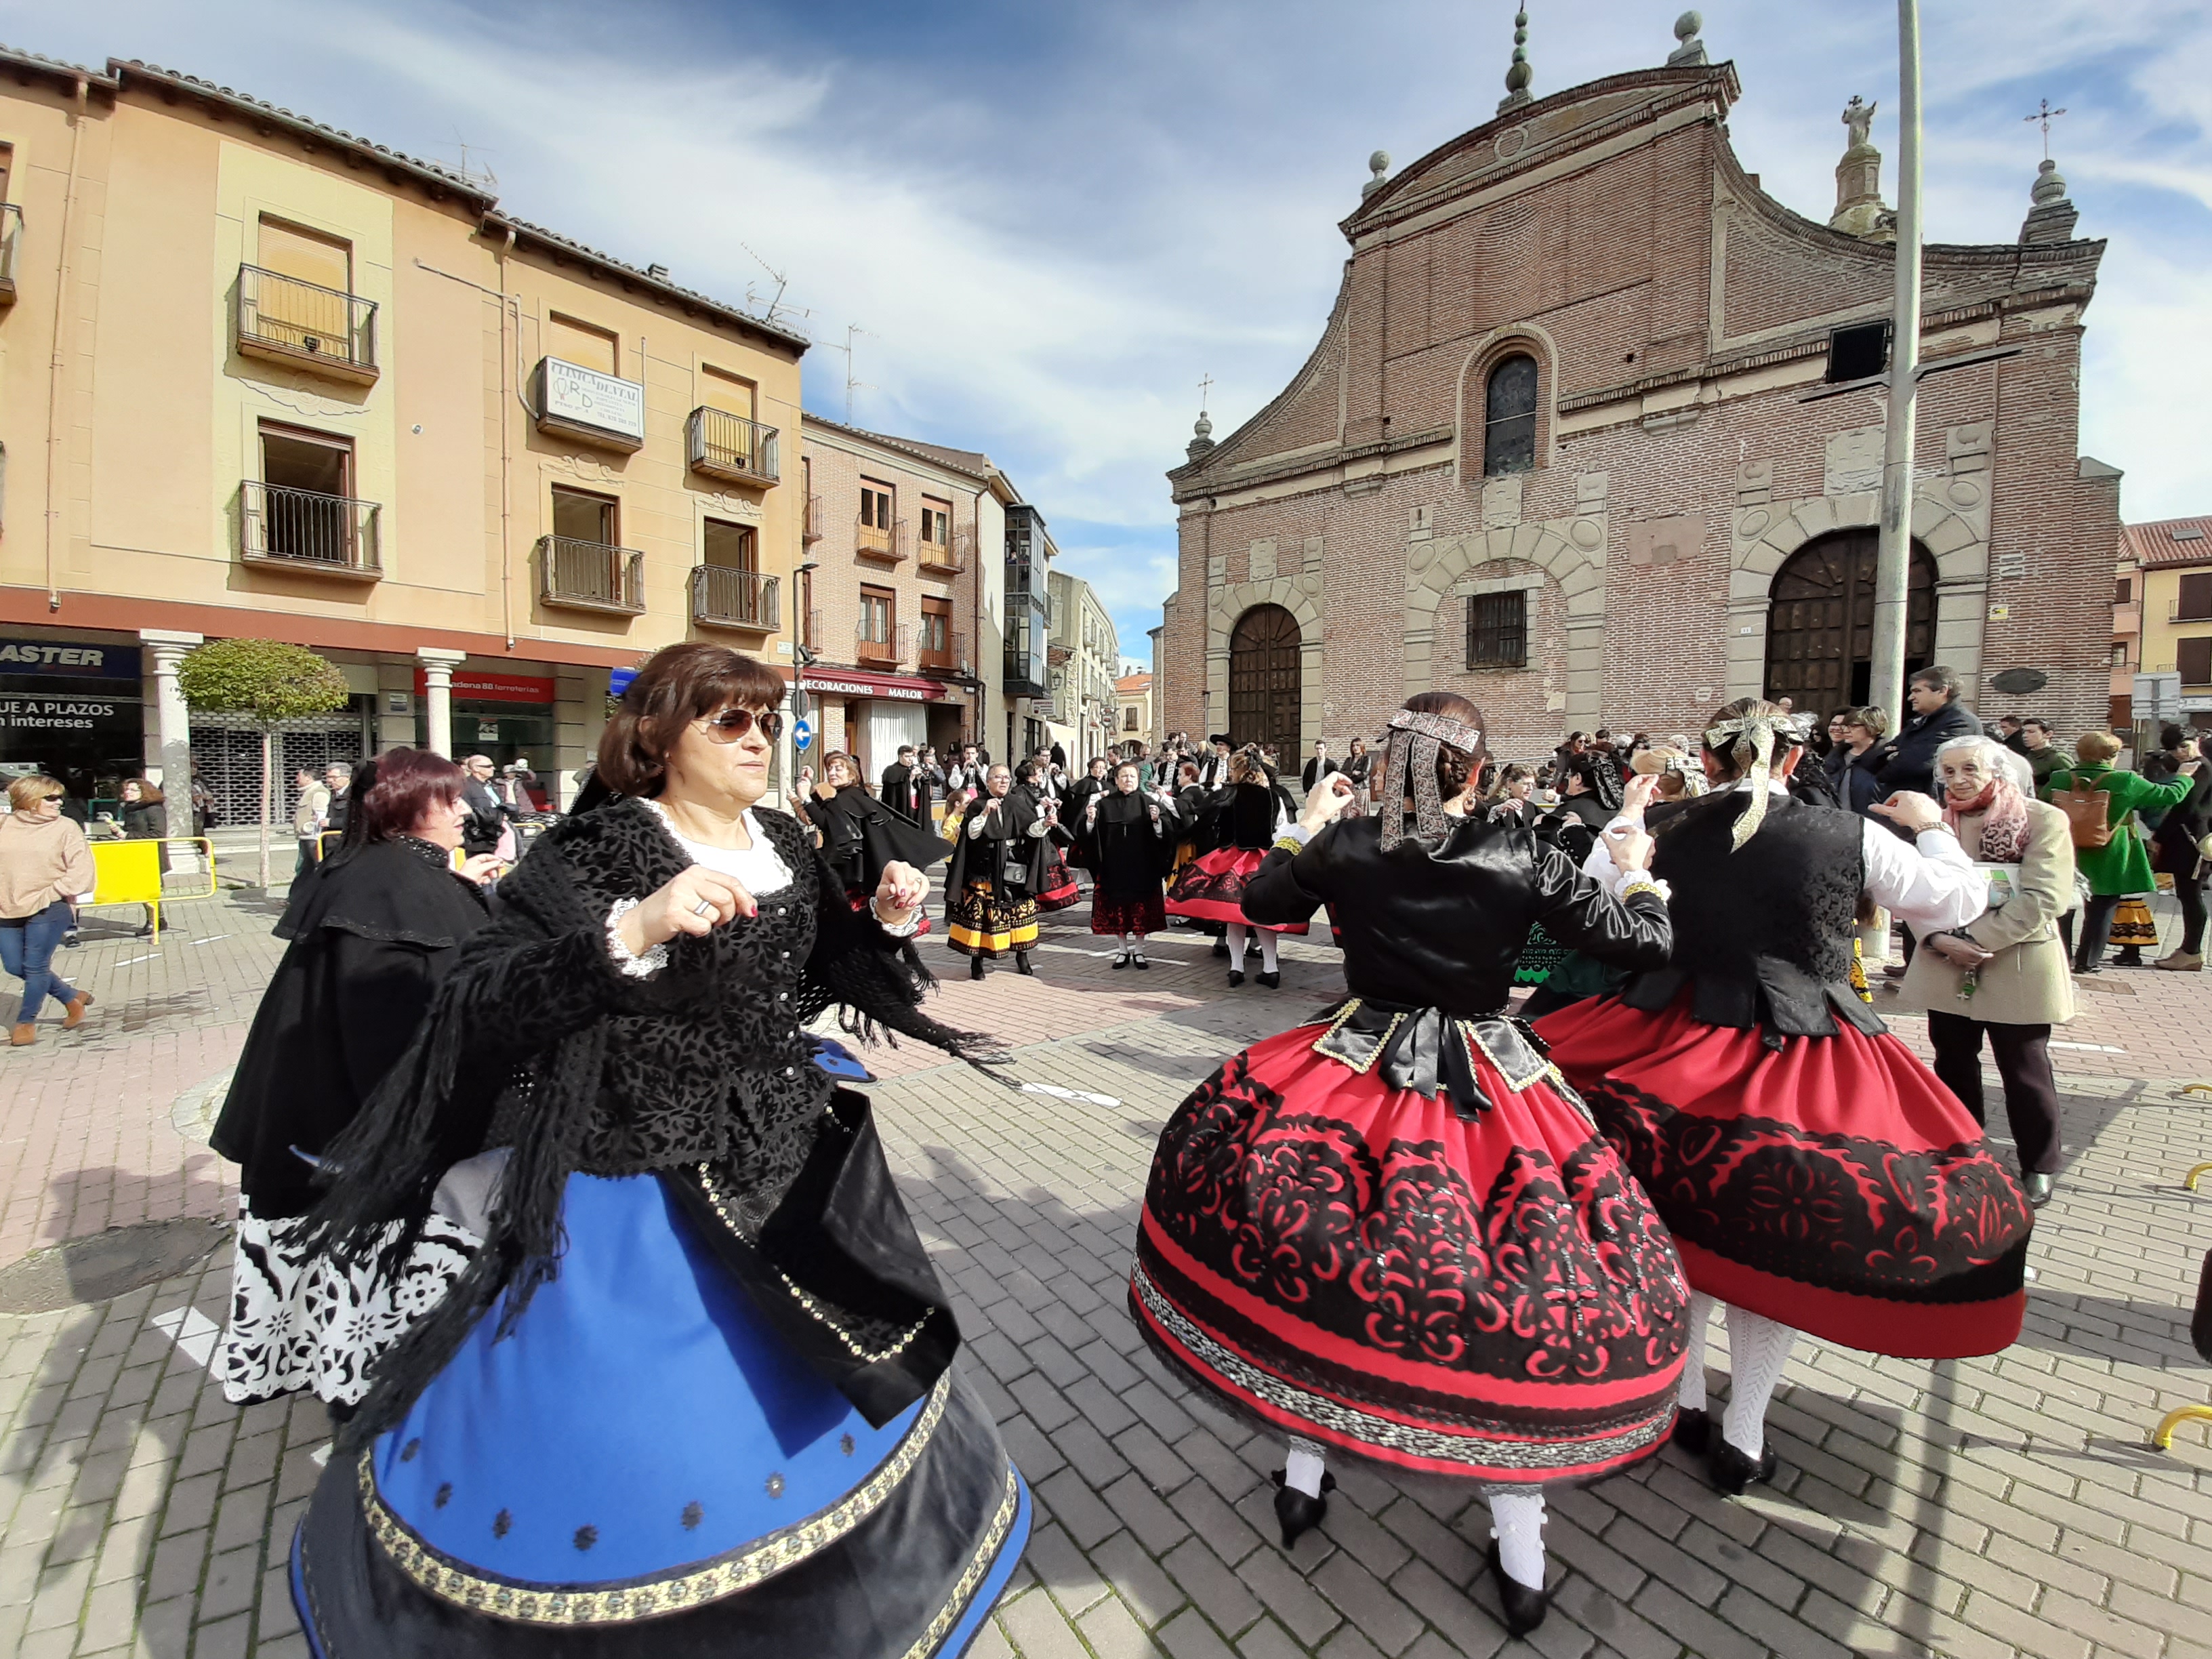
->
[2179, 637, 2212, 686]
[2179, 573, 2212, 621]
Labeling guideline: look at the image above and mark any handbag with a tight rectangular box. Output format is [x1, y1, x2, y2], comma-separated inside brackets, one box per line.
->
[2055, 780, 2112, 849]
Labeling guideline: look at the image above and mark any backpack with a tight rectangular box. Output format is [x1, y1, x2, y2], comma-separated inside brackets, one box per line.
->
[2055, 779, 2112, 850]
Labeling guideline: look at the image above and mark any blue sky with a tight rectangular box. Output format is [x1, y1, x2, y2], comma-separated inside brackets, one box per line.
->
[10, 1, 2207, 672]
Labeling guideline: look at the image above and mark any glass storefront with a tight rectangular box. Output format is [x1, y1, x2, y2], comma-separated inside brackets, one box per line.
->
[0, 634, 146, 819]
[416, 666, 558, 808]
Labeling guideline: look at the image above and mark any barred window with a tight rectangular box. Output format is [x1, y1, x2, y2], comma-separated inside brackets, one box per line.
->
[1467, 591, 1528, 669]
[1482, 354, 1538, 477]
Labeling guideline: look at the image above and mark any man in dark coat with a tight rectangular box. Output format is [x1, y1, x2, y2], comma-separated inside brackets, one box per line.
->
[1875, 667, 1981, 802]
[458, 756, 508, 857]
[1300, 741, 1340, 794]
[880, 745, 928, 826]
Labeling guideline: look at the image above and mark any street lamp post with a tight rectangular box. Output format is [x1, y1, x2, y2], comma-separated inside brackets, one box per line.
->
[1867, 0, 1924, 720]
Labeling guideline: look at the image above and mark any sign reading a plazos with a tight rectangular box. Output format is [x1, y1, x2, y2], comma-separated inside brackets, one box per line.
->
[0, 698, 129, 731]
[540, 359, 645, 443]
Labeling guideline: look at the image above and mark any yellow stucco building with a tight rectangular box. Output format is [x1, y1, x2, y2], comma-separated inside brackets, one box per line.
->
[0, 48, 808, 816]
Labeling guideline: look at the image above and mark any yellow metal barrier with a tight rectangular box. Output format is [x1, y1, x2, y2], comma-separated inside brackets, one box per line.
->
[82, 838, 218, 939]
[2186, 1163, 2212, 1192]
[2152, 1404, 2212, 1451]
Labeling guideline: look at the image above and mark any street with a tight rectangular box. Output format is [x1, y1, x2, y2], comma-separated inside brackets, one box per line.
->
[0, 883, 2207, 1659]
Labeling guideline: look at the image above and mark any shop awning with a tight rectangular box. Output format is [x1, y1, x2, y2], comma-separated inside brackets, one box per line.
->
[799, 671, 946, 703]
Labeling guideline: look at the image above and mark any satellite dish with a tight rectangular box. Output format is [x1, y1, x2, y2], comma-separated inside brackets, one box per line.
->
[1988, 668, 2048, 696]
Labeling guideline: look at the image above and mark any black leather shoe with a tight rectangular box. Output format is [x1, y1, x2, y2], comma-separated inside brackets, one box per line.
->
[1015, 952, 1036, 976]
[1269, 1469, 1333, 1547]
[1256, 970, 1280, 989]
[1111, 951, 1130, 970]
[1211, 937, 1229, 958]
[1708, 1436, 1778, 1496]
[1671, 1406, 1712, 1455]
[969, 956, 987, 981]
[1132, 952, 1149, 970]
[1227, 969, 1245, 987]
[1486, 1539, 1550, 1637]
[2024, 1172, 2054, 1207]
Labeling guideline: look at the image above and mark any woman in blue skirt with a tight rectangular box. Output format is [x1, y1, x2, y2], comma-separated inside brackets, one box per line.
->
[287, 642, 1030, 1657]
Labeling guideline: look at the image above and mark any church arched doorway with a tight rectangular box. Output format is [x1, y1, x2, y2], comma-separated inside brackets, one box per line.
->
[1228, 603, 1302, 754]
[1765, 530, 1936, 710]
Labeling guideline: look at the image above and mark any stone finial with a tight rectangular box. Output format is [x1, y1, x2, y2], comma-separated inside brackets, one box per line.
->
[1666, 11, 1707, 66]
[1361, 150, 1391, 200]
[1829, 96, 1896, 241]
[1186, 411, 1216, 464]
[2020, 157, 2080, 245]
[1498, 7, 1533, 114]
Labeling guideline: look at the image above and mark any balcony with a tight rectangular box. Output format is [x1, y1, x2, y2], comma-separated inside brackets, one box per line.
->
[235, 265, 378, 384]
[0, 204, 20, 306]
[857, 514, 909, 565]
[918, 527, 969, 575]
[919, 629, 966, 675]
[803, 608, 823, 653]
[856, 622, 908, 668]
[802, 493, 824, 543]
[691, 566, 780, 632]
[239, 481, 382, 579]
[687, 407, 780, 487]
[538, 535, 645, 615]
[533, 358, 645, 453]
[2172, 600, 2212, 623]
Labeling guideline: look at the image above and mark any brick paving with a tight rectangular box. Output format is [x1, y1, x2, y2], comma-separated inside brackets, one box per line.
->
[0, 879, 2206, 1657]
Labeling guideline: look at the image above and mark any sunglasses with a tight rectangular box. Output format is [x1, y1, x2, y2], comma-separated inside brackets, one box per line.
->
[700, 708, 785, 744]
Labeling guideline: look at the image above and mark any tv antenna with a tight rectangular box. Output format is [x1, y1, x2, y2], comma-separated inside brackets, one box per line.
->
[738, 241, 805, 325]
[446, 125, 498, 190]
[827, 325, 874, 424]
[2022, 98, 2067, 160]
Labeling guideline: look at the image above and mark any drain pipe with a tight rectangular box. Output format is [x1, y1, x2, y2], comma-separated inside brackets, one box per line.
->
[495, 225, 518, 649]
[43, 75, 88, 613]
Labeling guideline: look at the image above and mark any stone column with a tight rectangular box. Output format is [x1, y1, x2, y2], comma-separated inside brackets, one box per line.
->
[417, 649, 466, 758]
[139, 628, 204, 815]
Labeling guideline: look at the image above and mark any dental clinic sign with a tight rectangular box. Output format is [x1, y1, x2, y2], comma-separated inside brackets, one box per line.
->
[537, 358, 646, 449]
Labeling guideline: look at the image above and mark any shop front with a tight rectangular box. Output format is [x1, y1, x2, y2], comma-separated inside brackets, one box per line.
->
[0, 634, 148, 818]
[798, 670, 947, 787]
[417, 665, 558, 803]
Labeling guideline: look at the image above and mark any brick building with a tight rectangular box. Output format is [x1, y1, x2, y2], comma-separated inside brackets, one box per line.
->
[1158, 38, 2118, 760]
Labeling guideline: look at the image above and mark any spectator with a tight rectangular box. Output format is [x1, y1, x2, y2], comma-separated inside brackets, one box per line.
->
[323, 762, 354, 839]
[457, 755, 508, 858]
[1822, 712, 1853, 793]
[1028, 747, 1064, 803]
[2044, 730, 2196, 974]
[1875, 667, 1980, 800]
[1832, 707, 1891, 816]
[880, 744, 926, 826]
[1482, 762, 1539, 822]
[2152, 727, 2212, 971]
[495, 764, 539, 823]
[1996, 714, 2026, 753]
[291, 766, 331, 878]
[1301, 740, 1340, 794]
[2015, 718, 2065, 786]
[0, 775, 96, 1044]
[119, 779, 171, 939]
[190, 764, 217, 833]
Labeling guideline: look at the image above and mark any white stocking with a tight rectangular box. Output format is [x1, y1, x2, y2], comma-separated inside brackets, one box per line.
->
[1227, 922, 1250, 961]
[1283, 1437, 1327, 1498]
[1257, 929, 1280, 972]
[1487, 1489, 1547, 1590]
[1678, 1291, 1717, 1412]
[1720, 1304, 1798, 1460]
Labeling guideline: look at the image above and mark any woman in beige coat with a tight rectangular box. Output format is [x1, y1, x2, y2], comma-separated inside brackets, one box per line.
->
[1893, 735, 2072, 1206]
[0, 774, 96, 1045]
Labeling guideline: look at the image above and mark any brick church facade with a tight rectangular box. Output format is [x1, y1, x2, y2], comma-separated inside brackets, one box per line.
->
[1156, 49, 2116, 760]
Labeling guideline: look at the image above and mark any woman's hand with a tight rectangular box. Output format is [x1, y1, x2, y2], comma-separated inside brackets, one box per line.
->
[456, 853, 505, 886]
[1928, 932, 1992, 968]
[1870, 791, 1946, 834]
[1299, 772, 1357, 834]
[1605, 823, 1656, 873]
[619, 866, 758, 956]
[873, 860, 927, 926]
[1620, 772, 1659, 821]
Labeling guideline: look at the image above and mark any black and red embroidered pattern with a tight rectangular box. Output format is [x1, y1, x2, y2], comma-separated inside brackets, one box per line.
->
[1589, 1082, 2033, 1303]
[1165, 860, 1255, 911]
[1143, 1052, 1689, 1385]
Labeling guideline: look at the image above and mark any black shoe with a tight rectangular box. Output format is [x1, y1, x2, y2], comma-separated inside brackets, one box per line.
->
[1211, 937, 1229, 959]
[1227, 969, 1245, 987]
[131, 924, 152, 939]
[1132, 952, 1149, 970]
[1672, 1406, 1712, 1455]
[2024, 1172, 2054, 1207]
[969, 956, 987, 981]
[1708, 1435, 1778, 1496]
[1486, 1539, 1550, 1637]
[2114, 951, 2146, 968]
[1015, 952, 1036, 976]
[1269, 1469, 1333, 1548]
[62, 930, 82, 949]
[1257, 970, 1279, 989]
[1111, 950, 1130, 970]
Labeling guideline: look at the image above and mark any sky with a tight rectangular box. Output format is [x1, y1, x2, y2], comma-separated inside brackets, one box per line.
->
[9, 0, 2207, 672]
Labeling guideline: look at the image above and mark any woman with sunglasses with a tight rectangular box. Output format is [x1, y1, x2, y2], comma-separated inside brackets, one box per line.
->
[289, 644, 1031, 1659]
[0, 775, 95, 1044]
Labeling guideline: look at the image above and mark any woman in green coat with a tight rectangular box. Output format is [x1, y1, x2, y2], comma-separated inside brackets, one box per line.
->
[2042, 729, 2198, 973]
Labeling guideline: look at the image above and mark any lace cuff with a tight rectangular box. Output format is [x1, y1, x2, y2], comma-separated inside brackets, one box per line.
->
[874, 903, 923, 938]
[605, 897, 669, 979]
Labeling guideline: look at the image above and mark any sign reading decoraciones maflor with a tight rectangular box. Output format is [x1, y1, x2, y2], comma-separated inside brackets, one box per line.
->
[534, 358, 646, 451]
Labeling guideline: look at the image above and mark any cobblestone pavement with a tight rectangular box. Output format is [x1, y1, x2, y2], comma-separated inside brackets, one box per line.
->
[0, 879, 2207, 1658]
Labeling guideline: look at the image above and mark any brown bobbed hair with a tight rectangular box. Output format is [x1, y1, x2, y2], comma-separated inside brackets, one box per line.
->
[819, 750, 857, 787]
[6, 774, 64, 811]
[1399, 690, 1488, 798]
[2075, 729, 2121, 764]
[596, 643, 787, 798]
[123, 777, 165, 805]
[357, 748, 464, 842]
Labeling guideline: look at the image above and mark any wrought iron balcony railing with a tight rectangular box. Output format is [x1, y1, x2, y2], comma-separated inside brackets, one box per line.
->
[802, 493, 825, 542]
[235, 265, 378, 383]
[856, 621, 907, 667]
[803, 608, 823, 653]
[918, 526, 969, 575]
[239, 481, 382, 579]
[856, 514, 909, 564]
[687, 407, 780, 487]
[691, 566, 780, 632]
[918, 628, 966, 674]
[0, 204, 21, 306]
[538, 535, 645, 615]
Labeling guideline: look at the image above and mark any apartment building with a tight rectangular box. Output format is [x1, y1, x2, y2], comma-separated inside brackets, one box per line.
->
[1115, 670, 1155, 756]
[2123, 517, 2212, 730]
[1044, 569, 1118, 767]
[0, 48, 806, 816]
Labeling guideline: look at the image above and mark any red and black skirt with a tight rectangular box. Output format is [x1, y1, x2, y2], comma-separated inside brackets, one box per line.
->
[1092, 889, 1167, 937]
[1130, 1023, 1689, 1485]
[1534, 994, 2032, 1358]
[1163, 848, 1308, 935]
[1036, 851, 1081, 912]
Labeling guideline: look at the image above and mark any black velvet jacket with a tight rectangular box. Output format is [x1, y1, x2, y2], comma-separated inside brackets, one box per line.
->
[1243, 813, 1673, 1019]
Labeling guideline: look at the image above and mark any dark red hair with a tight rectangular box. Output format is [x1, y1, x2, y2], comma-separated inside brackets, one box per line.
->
[358, 747, 465, 842]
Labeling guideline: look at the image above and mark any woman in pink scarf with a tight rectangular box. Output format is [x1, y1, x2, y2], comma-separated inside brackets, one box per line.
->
[1891, 734, 2075, 1206]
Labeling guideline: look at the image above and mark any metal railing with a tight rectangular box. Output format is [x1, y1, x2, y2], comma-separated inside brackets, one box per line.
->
[0, 203, 20, 303]
[537, 535, 646, 614]
[235, 264, 378, 379]
[687, 407, 781, 485]
[856, 514, 909, 562]
[804, 608, 823, 652]
[856, 621, 908, 667]
[2171, 600, 2212, 623]
[240, 481, 382, 576]
[918, 526, 969, 574]
[803, 493, 824, 541]
[691, 566, 781, 630]
[918, 628, 966, 673]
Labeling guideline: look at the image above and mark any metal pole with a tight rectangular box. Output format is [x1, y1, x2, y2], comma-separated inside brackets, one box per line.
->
[1868, 0, 1923, 722]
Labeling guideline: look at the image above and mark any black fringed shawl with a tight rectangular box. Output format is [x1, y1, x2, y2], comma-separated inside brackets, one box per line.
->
[298, 796, 998, 1447]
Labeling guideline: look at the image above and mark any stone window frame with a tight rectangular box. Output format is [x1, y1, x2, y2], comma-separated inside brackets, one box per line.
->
[1452, 324, 1561, 487]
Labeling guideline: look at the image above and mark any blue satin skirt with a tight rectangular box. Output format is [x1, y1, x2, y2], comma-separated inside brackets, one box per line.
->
[291, 1172, 1029, 1657]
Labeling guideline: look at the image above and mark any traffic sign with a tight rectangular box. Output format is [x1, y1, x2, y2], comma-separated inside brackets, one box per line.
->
[792, 718, 813, 752]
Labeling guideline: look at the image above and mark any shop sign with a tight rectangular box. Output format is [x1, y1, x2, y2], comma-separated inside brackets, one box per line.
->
[415, 670, 556, 704]
[0, 640, 138, 679]
[476, 722, 501, 743]
[802, 676, 939, 702]
[541, 359, 645, 443]
[0, 697, 133, 731]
